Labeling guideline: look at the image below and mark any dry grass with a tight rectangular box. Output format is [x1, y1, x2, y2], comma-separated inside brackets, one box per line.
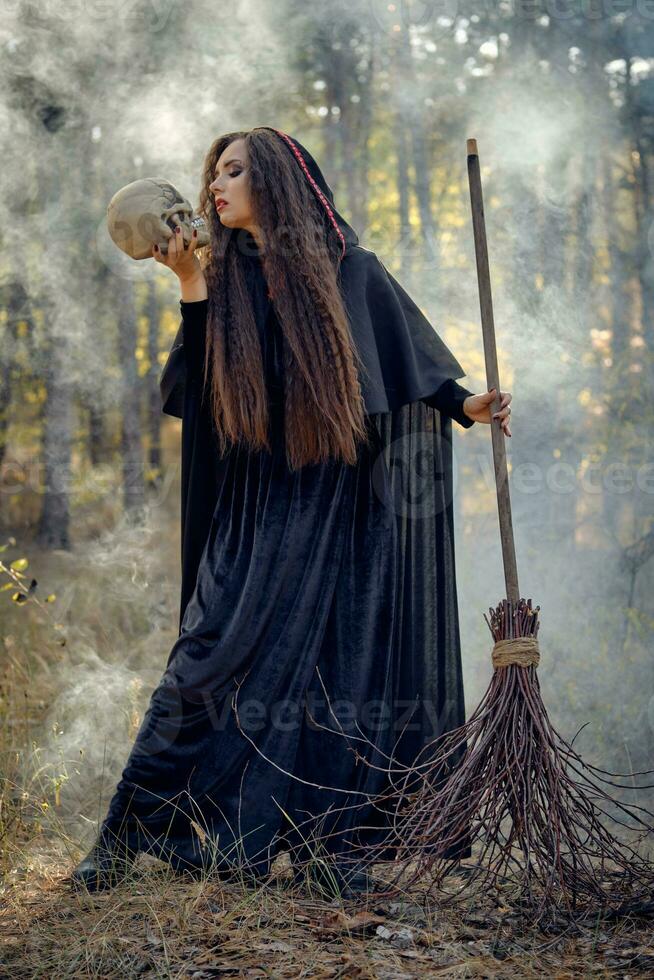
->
[3, 840, 654, 979]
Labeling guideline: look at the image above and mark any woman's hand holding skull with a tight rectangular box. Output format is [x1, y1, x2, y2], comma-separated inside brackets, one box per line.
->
[152, 214, 208, 301]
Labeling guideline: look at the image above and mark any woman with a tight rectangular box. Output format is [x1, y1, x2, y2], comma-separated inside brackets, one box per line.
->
[71, 127, 512, 897]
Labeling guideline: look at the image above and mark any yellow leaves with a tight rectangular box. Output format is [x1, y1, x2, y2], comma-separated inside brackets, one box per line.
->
[136, 348, 150, 378]
[1, 554, 49, 607]
[590, 327, 612, 350]
[3, 558, 37, 603]
[24, 388, 42, 404]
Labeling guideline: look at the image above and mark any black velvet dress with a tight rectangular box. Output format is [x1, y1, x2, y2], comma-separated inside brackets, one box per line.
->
[97, 245, 475, 878]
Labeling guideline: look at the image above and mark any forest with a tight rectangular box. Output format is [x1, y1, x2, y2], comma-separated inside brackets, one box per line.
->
[1, 0, 654, 976]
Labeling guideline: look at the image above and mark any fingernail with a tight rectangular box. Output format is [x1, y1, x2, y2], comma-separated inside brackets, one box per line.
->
[193, 229, 197, 237]
[153, 244, 158, 251]
[175, 226, 180, 233]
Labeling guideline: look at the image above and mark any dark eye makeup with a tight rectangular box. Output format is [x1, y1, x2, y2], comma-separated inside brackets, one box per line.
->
[213, 169, 243, 180]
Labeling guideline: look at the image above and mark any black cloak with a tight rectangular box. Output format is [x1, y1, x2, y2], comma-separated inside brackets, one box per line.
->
[99, 130, 475, 876]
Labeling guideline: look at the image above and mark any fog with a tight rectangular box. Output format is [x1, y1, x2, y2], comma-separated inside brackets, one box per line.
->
[1, 0, 652, 843]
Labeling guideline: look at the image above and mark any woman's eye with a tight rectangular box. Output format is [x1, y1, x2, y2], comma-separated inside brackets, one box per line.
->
[229, 170, 242, 178]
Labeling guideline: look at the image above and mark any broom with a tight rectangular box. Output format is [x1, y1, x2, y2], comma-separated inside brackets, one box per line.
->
[372, 138, 654, 924]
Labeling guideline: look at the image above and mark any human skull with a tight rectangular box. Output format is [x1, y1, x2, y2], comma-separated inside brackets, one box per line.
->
[106, 177, 210, 260]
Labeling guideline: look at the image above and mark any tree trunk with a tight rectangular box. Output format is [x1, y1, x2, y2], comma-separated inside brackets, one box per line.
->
[36, 310, 74, 549]
[117, 281, 145, 522]
[146, 279, 162, 485]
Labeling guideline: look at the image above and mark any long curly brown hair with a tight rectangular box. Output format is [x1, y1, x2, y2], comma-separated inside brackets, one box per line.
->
[195, 128, 371, 471]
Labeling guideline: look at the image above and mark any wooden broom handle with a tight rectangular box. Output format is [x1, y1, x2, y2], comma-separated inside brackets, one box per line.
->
[466, 138, 519, 603]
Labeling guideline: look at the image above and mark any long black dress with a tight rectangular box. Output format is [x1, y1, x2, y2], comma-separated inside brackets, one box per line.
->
[96, 240, 476, 879]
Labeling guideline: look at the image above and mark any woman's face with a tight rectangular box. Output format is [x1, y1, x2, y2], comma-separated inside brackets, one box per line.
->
[209, 138, 257, 235]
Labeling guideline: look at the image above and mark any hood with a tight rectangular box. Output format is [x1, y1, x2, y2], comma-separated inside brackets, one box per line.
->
[259, 128, 359, 259]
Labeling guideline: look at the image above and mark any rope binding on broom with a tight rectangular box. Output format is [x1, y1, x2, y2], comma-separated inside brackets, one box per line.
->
[491, 636, 540, 668]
